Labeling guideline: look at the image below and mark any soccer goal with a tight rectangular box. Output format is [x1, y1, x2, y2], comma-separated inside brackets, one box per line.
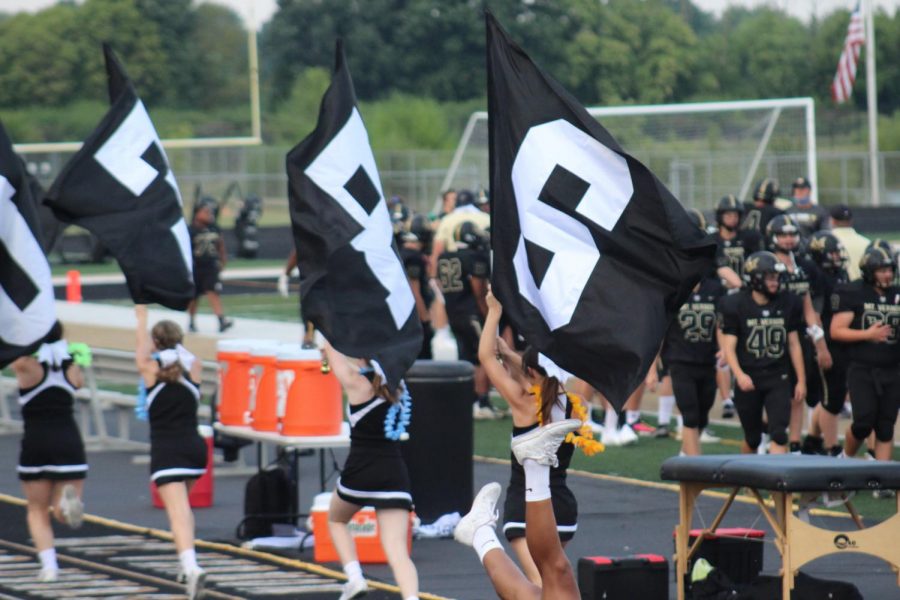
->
[442, 97, 818, 210]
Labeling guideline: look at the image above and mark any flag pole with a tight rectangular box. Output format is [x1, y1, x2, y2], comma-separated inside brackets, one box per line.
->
[247, 0, 262, 142]
[865, 0, 880, 206]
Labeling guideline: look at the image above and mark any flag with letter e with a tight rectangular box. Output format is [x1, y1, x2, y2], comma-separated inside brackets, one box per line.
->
[486, 12, 716, 410]
[0, 121, 57, 368]
[286, 41, 422, 388]
[46, 44, 193, 310]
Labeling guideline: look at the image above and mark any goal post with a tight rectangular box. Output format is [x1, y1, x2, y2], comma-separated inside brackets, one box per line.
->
[442, 97, 818, 209]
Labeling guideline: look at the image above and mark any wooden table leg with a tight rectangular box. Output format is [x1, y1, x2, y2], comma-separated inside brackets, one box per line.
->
[776, 492, 794, 599]
[676, 482, 705, 600]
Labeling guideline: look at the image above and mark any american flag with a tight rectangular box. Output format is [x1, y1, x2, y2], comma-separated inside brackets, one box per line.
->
[831, 3, 865, 104]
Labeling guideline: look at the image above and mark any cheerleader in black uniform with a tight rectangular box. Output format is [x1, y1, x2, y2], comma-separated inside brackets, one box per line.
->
[454, 289, 584, 599]
[134, 305, 207, 599]
[322, 341, 418, 600]
[10, 323, 87, 582]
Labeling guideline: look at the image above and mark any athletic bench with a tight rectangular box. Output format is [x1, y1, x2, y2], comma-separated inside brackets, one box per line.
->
[661, 454, 900, 599]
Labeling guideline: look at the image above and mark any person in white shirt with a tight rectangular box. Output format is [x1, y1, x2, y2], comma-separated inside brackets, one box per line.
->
[829, 204, 870, 281]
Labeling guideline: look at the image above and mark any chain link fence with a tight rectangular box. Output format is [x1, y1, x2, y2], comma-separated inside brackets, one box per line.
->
[20, 146, 900, 227]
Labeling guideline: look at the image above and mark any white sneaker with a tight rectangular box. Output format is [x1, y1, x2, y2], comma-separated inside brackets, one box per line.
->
[473, 403, 500, 420]
[454, 482, 501, 546]
[338, 576, 369, 600]
[757, 433, 769, 455]
[185, 568, 207, 599]
[38, 567, 58, 582]
[511, 419, 582, 466]
[721, 398, 735, 419]
[617, 424, 638, 446]
[59, 484, 83, 529]
[700, 429, 721, 444]
[601, 426, 621, 447]
[587, 419, 604, 435]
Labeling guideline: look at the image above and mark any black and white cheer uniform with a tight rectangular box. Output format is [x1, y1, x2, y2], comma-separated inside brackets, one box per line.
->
[503, 395, 577, 542]
[335, 397, 413, 511]
[18, 360, 88, 481]
[146, 376, 207, 486]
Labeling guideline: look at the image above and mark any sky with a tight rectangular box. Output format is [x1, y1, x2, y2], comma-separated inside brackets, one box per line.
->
[0, 0, 896, 27]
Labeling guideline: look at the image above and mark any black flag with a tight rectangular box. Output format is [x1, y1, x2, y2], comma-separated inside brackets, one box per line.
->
[0, 121, 57, 368]
[486, 13, 717, 410]
[46, 44, 193, 310]
[286, 41, 422, 388]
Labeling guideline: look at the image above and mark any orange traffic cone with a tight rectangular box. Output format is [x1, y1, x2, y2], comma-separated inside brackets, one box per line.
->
[66, 270, 82, 303]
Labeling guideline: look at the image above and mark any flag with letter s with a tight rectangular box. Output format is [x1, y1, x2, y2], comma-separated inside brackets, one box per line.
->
[486, 12, 716, 410]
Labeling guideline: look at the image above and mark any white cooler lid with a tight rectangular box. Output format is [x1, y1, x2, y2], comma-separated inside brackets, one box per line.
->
[277, 345, 322, 361]
[249, 342, 282, 358]
[217, 339, 260, 353]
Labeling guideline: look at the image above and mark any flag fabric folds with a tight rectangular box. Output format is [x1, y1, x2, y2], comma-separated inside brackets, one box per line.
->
[832, 3, 865, 104]
[286, 41, 422, 388]
[0, 122, 57, 368]
[486, 12, 716, 410]
[46, 44, 193, 310]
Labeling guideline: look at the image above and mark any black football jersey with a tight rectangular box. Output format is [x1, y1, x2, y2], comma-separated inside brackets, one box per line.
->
[816, 267, 849, 341]
[786, 204, 830, 241]
[400, 247, 432, 307]
[716, 230, 765, 280]
[740, 202, 783, 236]
[189, 224, 222, 268]
[780, 255, 823, 306]
[663, 277, 727, 366]
[719, 289, 803, 372]
[437, 248, 489, 317]
[833, 281, 900, 367]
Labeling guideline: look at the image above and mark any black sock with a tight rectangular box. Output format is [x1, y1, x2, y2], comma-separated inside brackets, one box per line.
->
[477, 394, 490, 408]
[218, 315, 228, 326]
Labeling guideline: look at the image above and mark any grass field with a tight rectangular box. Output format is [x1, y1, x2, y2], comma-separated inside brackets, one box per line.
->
[473, 398, 900, 522]
[99, 290, 302, 322]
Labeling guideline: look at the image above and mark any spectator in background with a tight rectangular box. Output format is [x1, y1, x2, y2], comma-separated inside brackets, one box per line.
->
[829, 204, 870, 281]
[187, 199, 233, 333]
[786, 177, 830, 242]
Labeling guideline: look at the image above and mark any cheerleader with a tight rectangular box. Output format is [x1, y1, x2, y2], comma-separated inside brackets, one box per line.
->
[134, 305, 207, 599]
[454, 289, 584, 599]
[10, 323, 88, 582]
[322, 341, 418, 600]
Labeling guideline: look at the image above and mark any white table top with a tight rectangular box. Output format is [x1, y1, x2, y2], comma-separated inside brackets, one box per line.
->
[213, 422, 351, 449]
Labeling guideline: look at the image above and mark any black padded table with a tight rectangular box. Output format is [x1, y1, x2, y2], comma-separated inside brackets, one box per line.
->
[660, 454, 900, 599]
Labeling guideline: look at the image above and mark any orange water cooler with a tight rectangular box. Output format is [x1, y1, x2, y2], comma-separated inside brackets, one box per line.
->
[277, 346, 343, 437]
[250, 343, 281, 432]
[151, 425, 214, 508]
[309, 492, 413, 563]
[216, 339, 254, 426]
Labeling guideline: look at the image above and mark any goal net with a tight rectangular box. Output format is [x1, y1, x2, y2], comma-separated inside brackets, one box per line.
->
[442, 98, 818, 210]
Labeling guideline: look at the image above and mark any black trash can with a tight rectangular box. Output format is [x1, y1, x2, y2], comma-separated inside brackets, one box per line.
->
[401, 360, 474, 522]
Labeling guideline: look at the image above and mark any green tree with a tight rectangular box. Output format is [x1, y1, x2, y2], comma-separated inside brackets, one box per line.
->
[565, 0, 700, 105]
[191, 3, 249, 109]
[0, 5, 84, 107]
